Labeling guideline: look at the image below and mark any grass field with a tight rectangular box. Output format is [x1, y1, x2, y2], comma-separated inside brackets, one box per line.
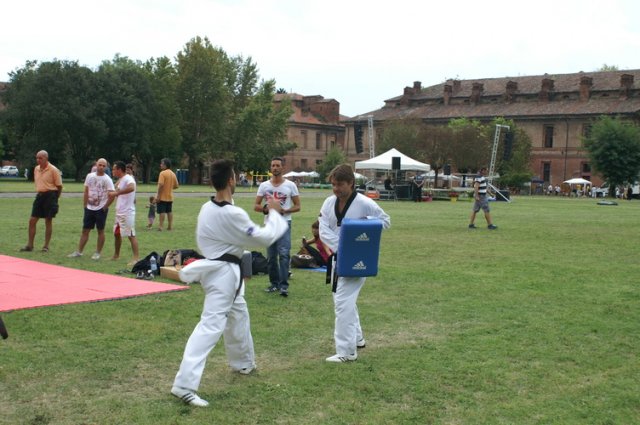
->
[0, 185, 639, 424]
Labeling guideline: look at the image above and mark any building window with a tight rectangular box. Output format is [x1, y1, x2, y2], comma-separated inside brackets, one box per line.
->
[582, 163, 591, 173]
[301, 158, 308, 169]
[543, 162, 551, 183]
[544, 125, 554, 148]
[301, 130, 308, 149]
[315, 159, 322, 166]
[316, 132, 322, 150]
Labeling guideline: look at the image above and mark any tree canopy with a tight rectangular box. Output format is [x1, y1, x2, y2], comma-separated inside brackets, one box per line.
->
[0, 37, 291, 182]
[584, 116, 640, 195]
[316, 146, 347, 181]
[378, 116, 532, 188]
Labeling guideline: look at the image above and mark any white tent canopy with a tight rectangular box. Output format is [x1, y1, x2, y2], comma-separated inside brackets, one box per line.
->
[421, 171, 461, 181]
[284, 171, 319, 178]
[354, 172, 366, 180]
[354, 148, 430, 172]
[563, 178, 591, 185]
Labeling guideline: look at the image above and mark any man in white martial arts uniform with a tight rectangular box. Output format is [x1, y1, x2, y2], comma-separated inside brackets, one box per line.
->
[319, 164, 390, 363]
[171, 159, 288, 407]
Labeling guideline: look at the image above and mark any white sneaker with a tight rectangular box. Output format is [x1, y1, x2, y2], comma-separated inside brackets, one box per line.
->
[171, 387, 209, 407]
[357, 338, 366, 348]
[237, 365, 256, 375]
[91, 252, 101, 260]
[67, 251, 83, 258]
[325, 353, 357, 363]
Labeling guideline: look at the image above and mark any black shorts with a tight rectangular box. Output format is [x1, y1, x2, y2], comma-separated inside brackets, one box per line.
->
[156, 201, 173, 214]
[83, 207, 109, 230]
[31, 191, 59, 219]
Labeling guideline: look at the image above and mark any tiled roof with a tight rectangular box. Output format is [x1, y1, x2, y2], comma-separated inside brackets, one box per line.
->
[275, 92, 343, 126]
[288, 108, 333, 126]
[413, 70, 640, 99]
[363, 98, 640, 122]
[350, 70, 640, 121]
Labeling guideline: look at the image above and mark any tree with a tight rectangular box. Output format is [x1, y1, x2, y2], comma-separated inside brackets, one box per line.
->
[378, 117, 422, 154]
[316, 146, 347, 181]
[225, 56, 292, 171]
[176, 37, 292, 181]
[175, 36, 231, 183]
[0, 125, 6, 160]
[229, 79, 293, 172]
[142, 56, 182, 183]
[0, 36, 292, 182]
[2, 60, 107, 179]
[96, 56, 163, 182]
[584, 116, 640, 196]
[447, 118, 490, 174]
[598, 64, 619, 72]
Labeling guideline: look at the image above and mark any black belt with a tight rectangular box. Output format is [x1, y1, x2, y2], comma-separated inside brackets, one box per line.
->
[325, 253, 339, 293]
[210, 253, 241, 265]
[209, 254, 243, 299]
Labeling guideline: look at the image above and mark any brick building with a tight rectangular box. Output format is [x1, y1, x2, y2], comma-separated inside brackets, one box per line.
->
[274, 93, 347, 172]
[345, 70, 640, 186]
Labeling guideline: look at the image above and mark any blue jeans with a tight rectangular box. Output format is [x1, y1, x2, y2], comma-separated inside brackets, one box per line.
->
[267, 221, 291, 290]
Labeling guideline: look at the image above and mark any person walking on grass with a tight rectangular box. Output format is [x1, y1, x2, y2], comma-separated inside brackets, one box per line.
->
[253, 157, 301, 297]
[156, 158, 179, 231]
[20, 150, 63, 253]
[146, 196, 156, 229]
[109, 161, 139, 265]
[468, 167, 497, 230]
[319, 164, 390, 363]
[67, 158, 115, 260]
[171, 159, 287, 407]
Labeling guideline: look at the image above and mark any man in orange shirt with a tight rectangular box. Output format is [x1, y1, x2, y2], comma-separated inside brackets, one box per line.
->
[155, 158, 179, 231]
[20, 150, 63, 252]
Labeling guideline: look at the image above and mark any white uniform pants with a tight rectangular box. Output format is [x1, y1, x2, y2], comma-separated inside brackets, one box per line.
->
[333, 276, 365, 356]
[173, 264, 255, 391]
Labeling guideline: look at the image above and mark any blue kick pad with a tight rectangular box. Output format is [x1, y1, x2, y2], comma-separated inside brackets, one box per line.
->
[336, 218, 383, 277]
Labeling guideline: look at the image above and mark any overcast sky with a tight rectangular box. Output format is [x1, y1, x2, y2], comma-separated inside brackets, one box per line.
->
[2, 0, 639, 117]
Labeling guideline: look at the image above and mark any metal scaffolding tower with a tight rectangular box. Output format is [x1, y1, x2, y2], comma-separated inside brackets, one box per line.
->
[488, 124, 512, 202]
[367, 115, 375, 158]
[489, 124, 510, 186]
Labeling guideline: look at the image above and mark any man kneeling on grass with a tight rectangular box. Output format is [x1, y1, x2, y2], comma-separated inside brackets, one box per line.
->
[171, 159, 287, 407]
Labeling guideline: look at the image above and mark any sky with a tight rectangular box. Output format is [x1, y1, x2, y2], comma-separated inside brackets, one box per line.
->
[2, 0, 640, 117]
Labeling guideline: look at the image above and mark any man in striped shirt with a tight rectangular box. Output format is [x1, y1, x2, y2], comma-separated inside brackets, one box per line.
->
[469, 167, 497, 230]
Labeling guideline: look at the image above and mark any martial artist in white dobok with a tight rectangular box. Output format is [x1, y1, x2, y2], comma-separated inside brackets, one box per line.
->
[319, 164, 390, 363]
[171, 159, 287, 407]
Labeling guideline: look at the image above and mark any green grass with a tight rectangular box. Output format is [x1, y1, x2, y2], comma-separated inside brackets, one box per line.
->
[1, 191, 639, 424]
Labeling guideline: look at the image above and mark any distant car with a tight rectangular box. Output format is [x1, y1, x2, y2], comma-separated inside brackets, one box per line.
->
[0, 166, 19, 176]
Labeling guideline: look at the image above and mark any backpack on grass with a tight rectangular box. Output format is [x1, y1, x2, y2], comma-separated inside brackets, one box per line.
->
[251, 251, 268, 275]
[131, 251, 160, 274]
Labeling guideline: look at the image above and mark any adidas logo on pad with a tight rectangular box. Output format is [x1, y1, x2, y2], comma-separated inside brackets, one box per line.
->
[355, 233, 370, 242]
[352, 261, 367, 270]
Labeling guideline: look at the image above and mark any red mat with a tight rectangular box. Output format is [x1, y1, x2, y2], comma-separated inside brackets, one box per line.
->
[0, 255, 188, 312]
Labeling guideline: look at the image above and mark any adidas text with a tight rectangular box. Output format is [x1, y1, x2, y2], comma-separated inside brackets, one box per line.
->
[352, 261, 367, 270]
[355, 233, 370, 242]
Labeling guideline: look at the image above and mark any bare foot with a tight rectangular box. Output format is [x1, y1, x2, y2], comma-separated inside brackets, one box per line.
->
[111, 256, 119, 261]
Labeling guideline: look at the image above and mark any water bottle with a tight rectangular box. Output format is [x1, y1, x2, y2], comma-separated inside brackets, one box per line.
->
[150, 256, 158, 275]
